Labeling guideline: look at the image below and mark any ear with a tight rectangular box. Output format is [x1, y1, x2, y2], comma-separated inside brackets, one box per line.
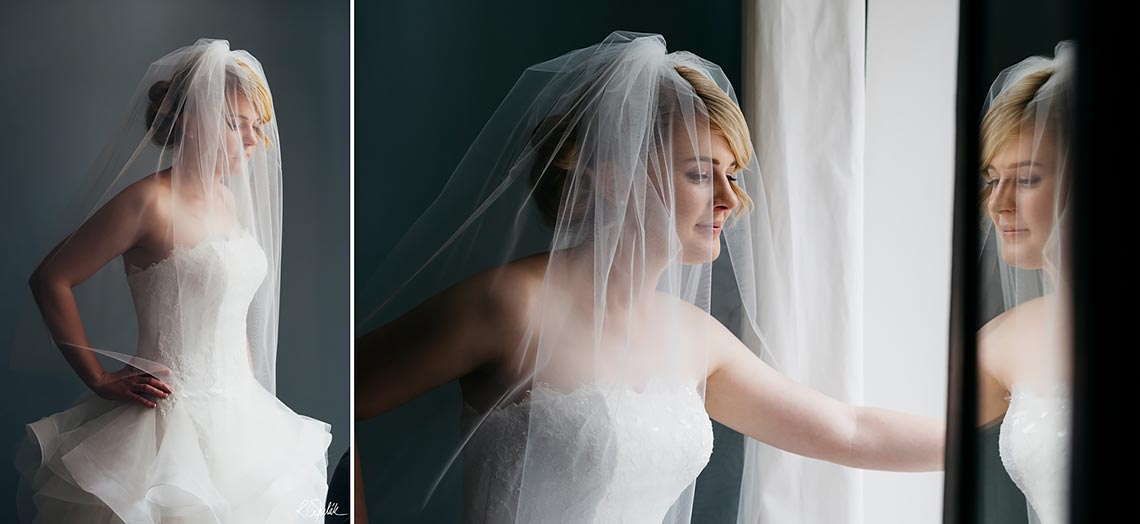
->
[588, 159, 637, 209]
[590, 158, 673, 221]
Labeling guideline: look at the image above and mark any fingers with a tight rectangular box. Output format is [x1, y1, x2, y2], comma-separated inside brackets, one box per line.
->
[119, 375, 173, 410]
[134, 383, 170, 399]
[130, 393, 157, 409]
[144, 377, 173, 395]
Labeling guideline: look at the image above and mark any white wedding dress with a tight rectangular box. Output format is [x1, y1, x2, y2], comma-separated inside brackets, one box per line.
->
[999, 382, 1071, 524]
[461, 379, 714, 524]
[17, 233, 332, 523]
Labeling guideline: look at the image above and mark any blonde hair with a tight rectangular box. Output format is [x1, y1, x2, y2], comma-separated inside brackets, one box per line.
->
[979, 69, 1056, 207]
[231, 59, 274, 144]
[673, 65, 755, 217]
[530, 65, 755, 228]
[146, 56, 274, 147]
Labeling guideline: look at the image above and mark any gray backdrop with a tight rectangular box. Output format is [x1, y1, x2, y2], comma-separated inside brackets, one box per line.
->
[355, 1, 744, 521]
[0, 1, 350, 517]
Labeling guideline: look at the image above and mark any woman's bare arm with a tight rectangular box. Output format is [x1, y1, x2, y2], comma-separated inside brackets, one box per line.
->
[704, 313, 945, 472]
[354, 267, 529, 420]
[353, 267, 532, 521]
[29, 177, 172, 404]
[353, 439, 368, 523]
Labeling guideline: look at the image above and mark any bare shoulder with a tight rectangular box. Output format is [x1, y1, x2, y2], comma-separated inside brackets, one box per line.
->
[652, 291, 720, 325]
[652, 291, 732, 335]
[651, 291, 744, 376]
[442, 252, 549, 334]
[979, 295, 1052, 346]
[108, 170, 169, 213]
[977, 295, 1052, 388]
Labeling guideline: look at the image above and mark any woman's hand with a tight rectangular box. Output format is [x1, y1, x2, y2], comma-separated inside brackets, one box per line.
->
[90, 366, 174, 408]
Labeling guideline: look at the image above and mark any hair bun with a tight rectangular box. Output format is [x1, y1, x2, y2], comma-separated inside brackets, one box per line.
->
[148, 80, 171, 102]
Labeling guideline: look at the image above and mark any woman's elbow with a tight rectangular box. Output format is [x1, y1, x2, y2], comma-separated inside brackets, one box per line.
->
[29, 268, 73, 304]
[28, 268, 53, 297]
[824, 406, 862, 468]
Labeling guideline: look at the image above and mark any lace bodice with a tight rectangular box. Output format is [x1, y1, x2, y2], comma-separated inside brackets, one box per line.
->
[126, 232, 265, 395]
[461, 380, 714, 523]
[999, 383, 1071, 524]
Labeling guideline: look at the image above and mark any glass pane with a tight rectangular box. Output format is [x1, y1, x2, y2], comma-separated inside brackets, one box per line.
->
[974, 3, 1075, 522]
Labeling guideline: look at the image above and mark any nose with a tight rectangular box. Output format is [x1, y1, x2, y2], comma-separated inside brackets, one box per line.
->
[987, 175, 1016, 217]
[241, 123, 258, 148]
[714, 170, 740, 213]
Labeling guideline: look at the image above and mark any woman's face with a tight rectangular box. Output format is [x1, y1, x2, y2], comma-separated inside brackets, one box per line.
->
[985, 127, 1059, 270]
[224, 93, 263, 161]
[671, 132, 740, 264]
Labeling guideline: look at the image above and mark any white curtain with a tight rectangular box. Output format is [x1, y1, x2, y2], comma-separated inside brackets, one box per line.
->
[739, 1, 866, 523]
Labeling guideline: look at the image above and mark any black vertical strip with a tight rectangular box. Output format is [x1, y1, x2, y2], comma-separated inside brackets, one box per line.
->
[945, 0, 984, 521]
[1069, 2, 1140, 522]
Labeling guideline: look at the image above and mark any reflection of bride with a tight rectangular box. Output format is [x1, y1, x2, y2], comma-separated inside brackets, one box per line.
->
[975, 42, 1074, 524]
[355, 31, 944, 523]
[15, 40, 331, 523]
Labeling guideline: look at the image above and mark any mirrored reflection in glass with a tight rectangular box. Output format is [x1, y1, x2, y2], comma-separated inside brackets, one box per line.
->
[975, 41, 1075, 524]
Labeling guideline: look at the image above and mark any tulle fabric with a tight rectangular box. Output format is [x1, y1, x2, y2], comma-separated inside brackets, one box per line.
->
[17, 381, 330, 524]
[17, 221, 330, 522]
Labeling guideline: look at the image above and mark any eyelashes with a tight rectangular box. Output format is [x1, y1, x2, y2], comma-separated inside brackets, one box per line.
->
[686, 172, 739, 184]
[224, 120, 263, 134]
[984, 176, 1042, 189]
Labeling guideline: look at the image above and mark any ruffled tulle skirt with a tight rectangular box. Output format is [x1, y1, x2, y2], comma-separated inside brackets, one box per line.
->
[16, 377, 331, 523]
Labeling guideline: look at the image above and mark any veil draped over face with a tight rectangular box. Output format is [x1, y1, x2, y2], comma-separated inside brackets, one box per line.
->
[978, 42, 1076, 524]
[359, 31, 794, 523]
[9, 38, 283, 394]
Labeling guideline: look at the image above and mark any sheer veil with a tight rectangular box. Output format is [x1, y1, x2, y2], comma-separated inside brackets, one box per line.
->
[8, 38, 283, 394]
[358, 31, 793, 523]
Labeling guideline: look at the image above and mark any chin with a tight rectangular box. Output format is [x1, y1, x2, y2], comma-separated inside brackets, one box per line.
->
[682, 241, 721, 265]
[1000, 247, 1045, 270]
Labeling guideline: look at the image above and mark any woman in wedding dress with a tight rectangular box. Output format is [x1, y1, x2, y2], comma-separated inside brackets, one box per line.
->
[355, 31, 943, 523]
[975, 43, 1075, 524]
[16, 40, 331, 523]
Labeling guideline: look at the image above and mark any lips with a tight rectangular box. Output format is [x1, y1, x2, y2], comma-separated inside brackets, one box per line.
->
[1000, 226, 1029, 240]
[696, 222, 723, 232]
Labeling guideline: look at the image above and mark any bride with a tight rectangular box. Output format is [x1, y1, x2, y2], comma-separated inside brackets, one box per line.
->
[355, 31, 944, 523]
[16, 39, 331, 523]
[976, 42, 1075, 524]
